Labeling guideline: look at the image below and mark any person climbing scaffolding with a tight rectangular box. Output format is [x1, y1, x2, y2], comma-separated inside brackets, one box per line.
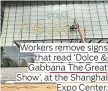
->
[70, 18, 86, 43]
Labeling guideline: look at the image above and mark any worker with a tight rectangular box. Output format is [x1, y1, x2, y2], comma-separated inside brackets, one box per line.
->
[74, 18, 86, 43]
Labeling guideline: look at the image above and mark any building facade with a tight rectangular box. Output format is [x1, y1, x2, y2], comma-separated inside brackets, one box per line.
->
[1, 1, 108, 64]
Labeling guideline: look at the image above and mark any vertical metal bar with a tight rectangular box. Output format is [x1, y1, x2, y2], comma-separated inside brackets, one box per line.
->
[88, 1, 94, 42]
[44, 1, 45, 43]
[103, 1, 108, 39]
[13, 2, 17, 46]
[59, 1, 62, 43]
[21, 1, 24, 41]
[95, 1, 103, 39]
[66, 1, 69, 42]
[51, 1, 53, 43]
[4, 2, 10, 46]
[36, 1, 38, 41]
[29, 1, 31, 40]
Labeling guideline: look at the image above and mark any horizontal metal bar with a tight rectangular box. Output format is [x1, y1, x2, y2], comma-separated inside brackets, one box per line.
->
[14, 38, 108, 42]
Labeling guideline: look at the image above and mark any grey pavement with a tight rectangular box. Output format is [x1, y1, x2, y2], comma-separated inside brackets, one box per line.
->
[1, 67, 54, 84]
[1, 67, 28, 81]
